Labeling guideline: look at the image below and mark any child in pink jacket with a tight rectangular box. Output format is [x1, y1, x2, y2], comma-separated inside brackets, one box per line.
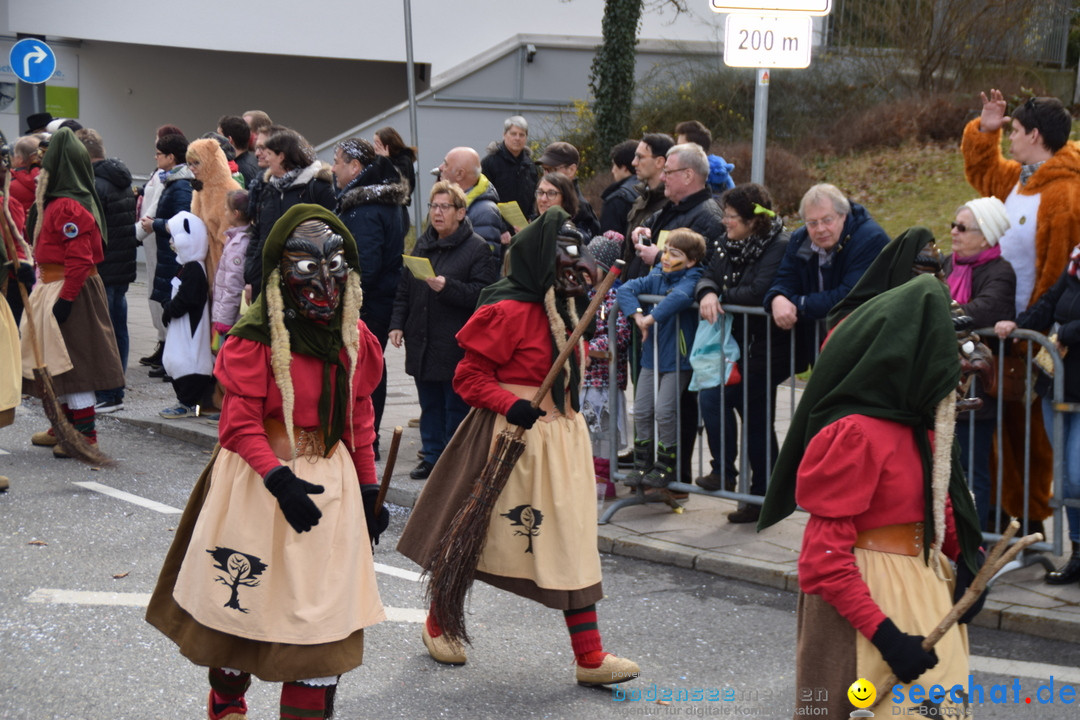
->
[211, 190, 252, 346]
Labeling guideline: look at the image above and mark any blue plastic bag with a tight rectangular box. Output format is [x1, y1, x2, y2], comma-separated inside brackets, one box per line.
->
[688, 314, 740, 391]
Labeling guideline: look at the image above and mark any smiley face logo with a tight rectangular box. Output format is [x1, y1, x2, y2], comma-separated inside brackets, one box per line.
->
[847, 677, 876, 709]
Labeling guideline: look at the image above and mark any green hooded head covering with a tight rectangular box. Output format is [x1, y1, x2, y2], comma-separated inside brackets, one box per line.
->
[28, 127, 108, 246]
[758, 274, 982, 572]
[230, 204, 363, 452]
[477, 206, 581, 413]
[826, 226, 940, 330]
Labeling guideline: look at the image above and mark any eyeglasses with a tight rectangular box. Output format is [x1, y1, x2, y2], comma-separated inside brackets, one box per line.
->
[535, 189, 561, 199]
[950, 221, 981, 233]
[427, 202, 459, 213]
[661, 166, 690, 177]
[804, 214, 840, 230]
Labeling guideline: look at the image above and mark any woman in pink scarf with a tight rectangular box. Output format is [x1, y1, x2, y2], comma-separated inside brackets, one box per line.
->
[944, 196, 1016, 529]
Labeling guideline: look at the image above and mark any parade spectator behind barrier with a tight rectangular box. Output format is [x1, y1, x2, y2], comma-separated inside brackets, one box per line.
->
[374, 125, 417, 233]
[77, 128, 138, 415]
[242, 109, 272, 145]
[582, 232, 632, 499]
[187, 138, 242, 291]
[533, 172, 586, 241]
[389, 182, 499, 480]
[438, 146, 503, 253]
[943, 197, 1015, 531]
[763, 183, 889, 372]
[482, 115, 540, 245]
[599, 140, 640, 238]
[159, 212, 214, 419]
[10, 134, 42, 213]
[623, 134, 675, 268]
[217, 115, 257, 187]
[211, 190, 252, 341]
[146, 206, 387, 720]
[760, 275, 984, 718]
[134, 124, 185, 371]
[617, 228, 706, 490]
[538, 141, 600, 240]
[332, 137, 408, 461]
[963, 90, 1080, 533]
[23, 128, 125, 456]
[996, 245, 1080, 586]
[202, 132, 245, 188]
[674, 120, 735, 196]
[141, 133, 194, 380]
[694, 184, 790, 523]
[244, 126, 336, 300]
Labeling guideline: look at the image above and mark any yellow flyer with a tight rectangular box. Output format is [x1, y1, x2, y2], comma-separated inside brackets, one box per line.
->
[656, 230, 670, 250]
[497, 201, 530, 231]
[402, 255, 436, 280]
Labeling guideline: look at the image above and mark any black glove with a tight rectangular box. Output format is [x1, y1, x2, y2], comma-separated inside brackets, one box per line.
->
[16, 262, 34, 293]
[361, 484, 390, 546]
[871, 617, 938, 684]
[506, 399, 546, 429]
[954, 547, 988, 624]
[263, 466, 324, 533]
[52, 298, 73, 324]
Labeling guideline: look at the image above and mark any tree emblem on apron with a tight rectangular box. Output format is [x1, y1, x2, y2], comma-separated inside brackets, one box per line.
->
[501, 504, 543, 554]
[207, 546, 268, 613]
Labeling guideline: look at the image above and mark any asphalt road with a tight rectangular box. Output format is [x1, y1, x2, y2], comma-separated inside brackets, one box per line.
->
[2, 413, 1080, 719]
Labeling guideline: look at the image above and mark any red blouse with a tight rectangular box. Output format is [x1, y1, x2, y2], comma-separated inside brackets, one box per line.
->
[796, 414, 959, 639]
[32, 198, 103, 301]
[215, 321, 384, 483]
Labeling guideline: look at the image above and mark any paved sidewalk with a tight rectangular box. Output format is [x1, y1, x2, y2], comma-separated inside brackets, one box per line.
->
[109, 263, 1080, 645]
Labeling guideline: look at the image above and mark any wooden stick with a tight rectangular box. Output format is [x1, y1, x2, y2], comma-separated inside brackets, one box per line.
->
[374, 426, 403, 517]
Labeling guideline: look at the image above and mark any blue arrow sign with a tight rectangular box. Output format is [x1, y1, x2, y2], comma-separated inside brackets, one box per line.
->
[9, 38, 57, 84]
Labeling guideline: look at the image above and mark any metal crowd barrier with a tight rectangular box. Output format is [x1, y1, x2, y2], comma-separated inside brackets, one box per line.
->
[596, 298, 1070, 581]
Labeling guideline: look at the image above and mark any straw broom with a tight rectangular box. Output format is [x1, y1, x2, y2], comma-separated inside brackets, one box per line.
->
[0, 169, 114, 466]
[427, 260, 624, 644]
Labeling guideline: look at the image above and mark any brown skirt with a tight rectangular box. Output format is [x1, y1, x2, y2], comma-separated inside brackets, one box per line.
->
[397, 407, 603, 610]
[145, 447, 368, 682]
[21, 275, 124, 396]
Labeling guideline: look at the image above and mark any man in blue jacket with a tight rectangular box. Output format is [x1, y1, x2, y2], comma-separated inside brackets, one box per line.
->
[764, 183, 888, 371]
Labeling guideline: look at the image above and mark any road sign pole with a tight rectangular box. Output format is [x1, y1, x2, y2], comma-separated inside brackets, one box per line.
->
[15, 34, 48, 131]
[751, 68, 769, 185]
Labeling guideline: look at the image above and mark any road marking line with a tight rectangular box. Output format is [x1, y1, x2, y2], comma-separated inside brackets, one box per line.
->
[0, 448, 10, 455]
[72, 481, 182, 514]
[373, 562, 422, 582]
[969, 655, 1080, 684]
[25, 588, 425, 623]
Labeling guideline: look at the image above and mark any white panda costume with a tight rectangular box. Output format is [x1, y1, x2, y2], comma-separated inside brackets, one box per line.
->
[162, 211, 214, 389]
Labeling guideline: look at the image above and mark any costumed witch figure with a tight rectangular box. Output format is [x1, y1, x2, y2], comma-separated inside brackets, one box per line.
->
[146, 205, 390, 720]
[22, 127, 124, 457]
[397, 207, 640, 686]
[758, 274, 986, 718]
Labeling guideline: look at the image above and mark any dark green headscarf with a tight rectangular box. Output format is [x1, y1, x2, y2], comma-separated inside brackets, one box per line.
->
[28, 127, 108, 246]
[478, 206, 580, 413]
[758, 275, 982, 573]
[230, 204, 362, 452]
[826, 226, 938, 330]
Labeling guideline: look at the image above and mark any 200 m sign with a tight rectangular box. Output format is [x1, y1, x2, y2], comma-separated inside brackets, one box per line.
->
[723, 13, 813, 68]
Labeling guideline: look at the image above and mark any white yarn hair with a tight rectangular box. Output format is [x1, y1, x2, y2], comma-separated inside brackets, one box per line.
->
[341, 270, 363, 450]
[266, 268, 296, 458]
[31, 168, 49, 247]
[930, 394, 956, 577]
[541, 286, 587, 402]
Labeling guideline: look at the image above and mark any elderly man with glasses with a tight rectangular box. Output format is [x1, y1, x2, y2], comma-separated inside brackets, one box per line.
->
[764, 183, 889, 372]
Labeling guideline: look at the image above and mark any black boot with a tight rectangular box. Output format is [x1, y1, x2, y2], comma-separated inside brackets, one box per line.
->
[1046, 541, 1080, 585]
[641, 443, 677, 489]
[623, 439, 653, 487]
[139, 341, 164, 367]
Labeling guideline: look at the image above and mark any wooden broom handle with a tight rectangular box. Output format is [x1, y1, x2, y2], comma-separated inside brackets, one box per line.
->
[512, 260, 624, 439]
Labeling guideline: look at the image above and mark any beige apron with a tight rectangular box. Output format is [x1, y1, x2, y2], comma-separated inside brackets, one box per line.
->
[474, 384, 602, 592]
[173, 447, 385, 645]
[856, 548, 971, 715]
[20, 279, 73, 379]
[0, 296, 19, 425]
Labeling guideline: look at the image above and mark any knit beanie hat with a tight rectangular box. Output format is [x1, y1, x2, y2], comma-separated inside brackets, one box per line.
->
[588, 233, 622, 271]
[963, 197, 1009, 247]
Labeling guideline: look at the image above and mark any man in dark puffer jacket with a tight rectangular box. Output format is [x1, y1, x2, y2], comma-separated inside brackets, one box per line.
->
[78, 128, 137, 413]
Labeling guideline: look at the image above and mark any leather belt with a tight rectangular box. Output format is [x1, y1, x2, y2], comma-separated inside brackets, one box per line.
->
[854, 522, 924, 557]
[264, 418, 336, 460]
[39, 264, 98, 284]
